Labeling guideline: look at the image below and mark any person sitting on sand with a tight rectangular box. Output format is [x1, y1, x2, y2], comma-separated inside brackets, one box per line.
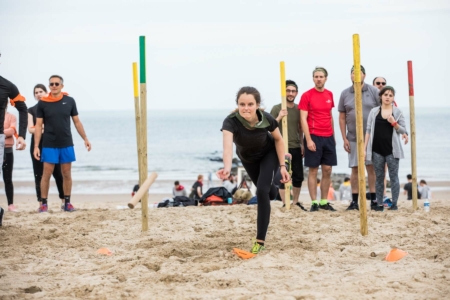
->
[419, 180, 431, 199]
[364, 86, 407, 211]
[217, 86, 290, 254]
[190, 175, 204, 204]
[339, 177, 352, 201]
[173, 181, 187, 197]
[222, 173, 237, 194]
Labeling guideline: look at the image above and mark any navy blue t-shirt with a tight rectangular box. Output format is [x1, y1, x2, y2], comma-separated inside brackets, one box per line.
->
[36, 95, 78, 148]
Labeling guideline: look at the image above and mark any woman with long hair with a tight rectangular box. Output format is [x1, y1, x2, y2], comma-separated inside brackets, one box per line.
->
[2, 106, 18, 211]
[28, 84, 65, 211]
[365, 86, 407, 211]
[217, 86, 290, 254]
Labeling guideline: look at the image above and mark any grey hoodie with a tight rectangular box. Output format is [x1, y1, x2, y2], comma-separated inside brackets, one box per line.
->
[366, 105, 407, 160]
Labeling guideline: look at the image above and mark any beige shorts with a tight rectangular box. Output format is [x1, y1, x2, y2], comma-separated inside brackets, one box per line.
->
[348, 141, 372, 168]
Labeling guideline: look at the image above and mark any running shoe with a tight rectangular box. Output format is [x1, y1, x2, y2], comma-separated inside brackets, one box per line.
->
[374, 205, 384, 212]
[346, 202, 359, 211]
[38, 204, 48, 213]
[251, 242, 265, 254]
[310, 203, 319, 212]
[319, 202, 336, 211]
[294, 202, 307, 211]
[8, 204, 18, 212]
[0, 207, 4, 226]
[61, 203, 65, 211]
[370, 201, 378, 210]
[64, 203, 76, 212]
[388, 205, 398, 211]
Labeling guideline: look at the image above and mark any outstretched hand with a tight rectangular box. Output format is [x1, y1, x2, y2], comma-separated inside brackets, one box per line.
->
[216, 168, 230, 180]
[279, 167, 291, 184]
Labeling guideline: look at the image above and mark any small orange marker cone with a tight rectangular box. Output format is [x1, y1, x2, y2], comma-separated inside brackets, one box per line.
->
[385, 248, 408, 262]
[97, 248, 113, 256]
[233, 248, 256, 259]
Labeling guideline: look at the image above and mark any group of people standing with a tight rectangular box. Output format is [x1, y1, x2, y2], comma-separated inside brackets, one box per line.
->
[217, 65, 408, 254]
[1, 58, 91, 226]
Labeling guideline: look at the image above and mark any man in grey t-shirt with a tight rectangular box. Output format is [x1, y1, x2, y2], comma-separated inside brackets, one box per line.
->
[338, 65, 379, 210]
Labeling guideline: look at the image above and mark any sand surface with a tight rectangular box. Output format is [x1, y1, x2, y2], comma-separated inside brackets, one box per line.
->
[1, 192, 450, 299]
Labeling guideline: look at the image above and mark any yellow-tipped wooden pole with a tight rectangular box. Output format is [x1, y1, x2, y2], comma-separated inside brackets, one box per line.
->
[408, 61, 418, 210]
[139, 36, 149, 231]
[132, 62, 143, 194]
[352, 34, 368, 236]
[280, 61, 291, 210]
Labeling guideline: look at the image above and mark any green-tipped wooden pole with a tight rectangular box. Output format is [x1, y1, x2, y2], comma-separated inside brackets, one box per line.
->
[139, 36, 149, 232]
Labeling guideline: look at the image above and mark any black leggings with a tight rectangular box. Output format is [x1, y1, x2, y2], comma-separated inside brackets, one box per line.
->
[30, 148, 64, 201]
[242, 149, 279, 241]
[2, 151, 14, 205]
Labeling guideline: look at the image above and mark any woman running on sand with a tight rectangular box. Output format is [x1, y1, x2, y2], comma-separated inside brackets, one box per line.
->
[2, 109, 18, 211]
[365, 86, 407, 211]
[217, 86, 290, 254]
[28, 84, 65, 211]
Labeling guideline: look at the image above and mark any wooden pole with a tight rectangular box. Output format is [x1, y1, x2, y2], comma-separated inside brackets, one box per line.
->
[139, 36, 149, 231]
[128, 173, 158, 209]
[352, 34, 368, 236]
[132, 62, 143, 194]
[280, 61, 291, 210]
[408, 61, 418, 210]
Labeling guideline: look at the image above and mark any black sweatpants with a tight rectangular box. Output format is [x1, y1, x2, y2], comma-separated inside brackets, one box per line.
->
[30, 147, 64, 201]
[241, 148, 279, 241]
[2, 150, 14, 205]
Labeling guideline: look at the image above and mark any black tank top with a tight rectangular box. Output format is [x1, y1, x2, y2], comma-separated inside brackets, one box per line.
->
[372, 108, 393, 156]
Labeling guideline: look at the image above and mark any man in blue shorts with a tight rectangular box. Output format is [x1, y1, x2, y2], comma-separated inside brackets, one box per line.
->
[33, 75, 91, 212]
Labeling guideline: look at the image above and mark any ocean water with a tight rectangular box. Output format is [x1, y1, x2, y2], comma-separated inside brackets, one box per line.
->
[8, 107, 450, 193]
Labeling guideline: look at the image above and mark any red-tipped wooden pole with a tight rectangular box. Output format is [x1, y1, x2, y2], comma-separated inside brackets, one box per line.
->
[407, 61, 418, 210]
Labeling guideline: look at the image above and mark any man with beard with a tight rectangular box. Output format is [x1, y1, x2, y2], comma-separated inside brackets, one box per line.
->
[299, 67, 337, 212]
[270, 80, 306, 210]
[338, 66, 379, 210]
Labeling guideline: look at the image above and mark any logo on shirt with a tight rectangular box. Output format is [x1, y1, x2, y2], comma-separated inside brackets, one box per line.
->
[62, 102, 67, 105]
[326, 99, 331, 103]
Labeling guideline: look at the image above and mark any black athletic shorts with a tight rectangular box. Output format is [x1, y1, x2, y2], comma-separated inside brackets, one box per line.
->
[280, 147, 304, 189]
[304, 135, 337, 168]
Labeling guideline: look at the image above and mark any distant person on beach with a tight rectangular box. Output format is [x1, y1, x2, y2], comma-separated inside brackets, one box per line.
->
[365, 86, 407, 211]
[270, 79, 305, 210]
[338, 65, 379, 210]
[299, 67, 337, 212]
[33, 75, 91, 212]
[217, 86, 290, 254]
[339, 177, 352, 201]
[419, 179, 431, 199]
[327, 183, 337, 201]
[2, 110, 18, 211]
[0, 53, 28, 225]
[403, 174, 421, 200]
[222, 174, 237, 194]
[373, 77, 408, 200]
[28, 84, 65, 211]
[173, 181, 187, 197]
[190, 175, 204, 203]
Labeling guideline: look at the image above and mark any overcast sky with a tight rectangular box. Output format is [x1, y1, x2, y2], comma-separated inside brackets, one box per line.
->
[1, 0, 449, 111]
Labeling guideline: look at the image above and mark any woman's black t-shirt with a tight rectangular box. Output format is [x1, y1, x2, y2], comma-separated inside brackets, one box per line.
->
[28, 104, 42, 151]
[221, 111, 278, 163]
[372, 108, 393, 156]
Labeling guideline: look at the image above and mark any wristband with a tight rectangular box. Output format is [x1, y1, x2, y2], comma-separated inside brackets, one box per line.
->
[391, 122, 398, 127]
[280, 165, 286, 168]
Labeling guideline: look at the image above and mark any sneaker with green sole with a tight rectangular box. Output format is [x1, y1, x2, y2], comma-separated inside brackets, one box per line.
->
[251, 242, 265, 254]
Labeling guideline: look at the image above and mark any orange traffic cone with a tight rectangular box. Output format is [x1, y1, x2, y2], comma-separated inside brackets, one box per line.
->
[233, 248, 256, 259]
[385, 248, 408, 262]
[97, 248, 113, 256]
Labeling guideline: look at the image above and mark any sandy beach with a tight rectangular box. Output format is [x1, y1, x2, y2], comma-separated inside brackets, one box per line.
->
[0, 183, 449, 299]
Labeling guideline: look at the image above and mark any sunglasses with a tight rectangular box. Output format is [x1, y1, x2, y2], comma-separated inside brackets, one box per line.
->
[49, 82, 60, 87]
[376, 82, 386, 86]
